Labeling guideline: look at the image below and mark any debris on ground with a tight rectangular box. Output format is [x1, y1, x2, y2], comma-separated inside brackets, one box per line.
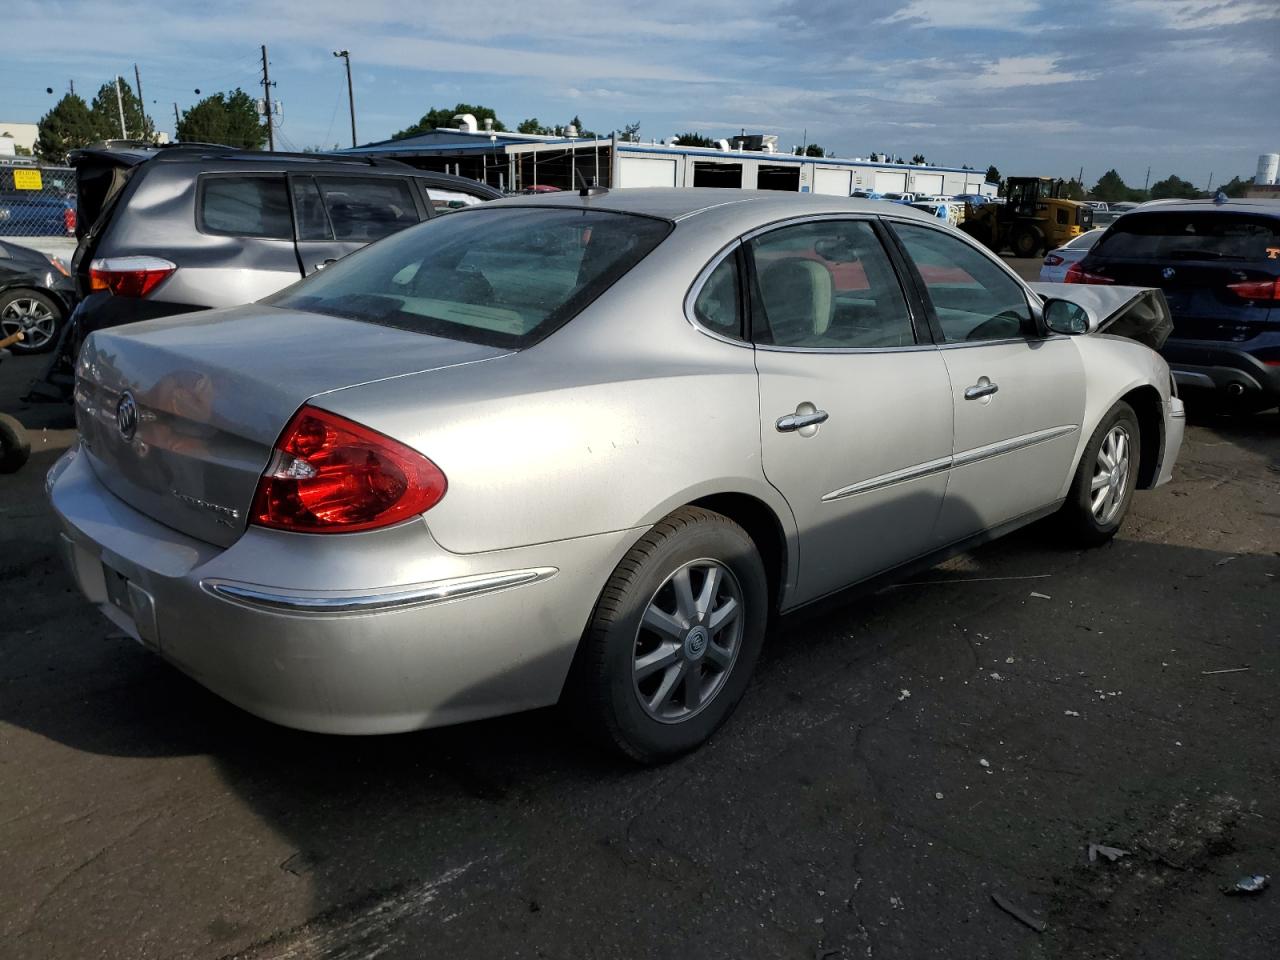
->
[1201, 667, 1251, 676]
[1029, 591, 1052, 600]
[1064, 710, 1081, 717]
[979, 758, 990, 768]
[1088, 843, 1130, 863]
[1223, 875, 1269, 896]
[898, 688, 911, 701]
[1214, 556, 1237, 566]
[990, 892, 1046, 932]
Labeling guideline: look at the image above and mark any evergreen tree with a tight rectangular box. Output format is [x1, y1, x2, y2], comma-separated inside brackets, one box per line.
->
[89, 80, 152, 140]
[985, 164, 1001, 184]
[35, 94, 100, 164]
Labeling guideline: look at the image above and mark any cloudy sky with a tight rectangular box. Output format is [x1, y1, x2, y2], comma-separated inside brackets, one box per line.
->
[5, 0, 1278, 186]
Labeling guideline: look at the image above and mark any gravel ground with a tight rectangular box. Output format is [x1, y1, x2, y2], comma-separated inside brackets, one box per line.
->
[1, 273, 1276, 959]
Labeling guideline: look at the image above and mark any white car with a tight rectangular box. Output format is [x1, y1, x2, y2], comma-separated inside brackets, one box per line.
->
[1040, 228, 1106, 282]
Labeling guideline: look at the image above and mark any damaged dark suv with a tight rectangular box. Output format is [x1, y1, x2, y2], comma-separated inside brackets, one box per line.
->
[1067, 198, 1280, 411]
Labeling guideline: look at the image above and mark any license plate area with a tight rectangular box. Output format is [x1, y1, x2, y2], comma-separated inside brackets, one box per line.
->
[103, 563, 131, 614]
[101, 561, 160, 651]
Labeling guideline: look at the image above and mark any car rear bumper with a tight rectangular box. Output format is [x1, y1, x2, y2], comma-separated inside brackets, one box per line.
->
[1162, 338, 1280, 400]
[47, 445, 634, 734]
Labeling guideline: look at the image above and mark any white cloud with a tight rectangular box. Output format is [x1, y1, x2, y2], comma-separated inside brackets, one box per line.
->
[878, 0, 1039, 30]
[968, 55, 1096, 90]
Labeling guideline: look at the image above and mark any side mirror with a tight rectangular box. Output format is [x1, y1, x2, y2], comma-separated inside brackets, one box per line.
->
[1042, 297, 1090, 335]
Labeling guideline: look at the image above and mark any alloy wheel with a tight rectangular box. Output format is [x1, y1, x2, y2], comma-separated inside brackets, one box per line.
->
[1090, 424, 1131, 524]
[632, 558, 744, 723]
[0, 298, 57, 350]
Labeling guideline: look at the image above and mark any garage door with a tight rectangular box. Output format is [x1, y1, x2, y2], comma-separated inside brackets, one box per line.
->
[618, 157, 677, 188]
[813, 168, 852, 196]
[913, 173, 944, 196]
[874, 171, 907, 193]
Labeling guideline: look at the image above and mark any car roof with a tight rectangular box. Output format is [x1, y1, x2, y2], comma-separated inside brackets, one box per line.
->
[486, 188, 947, 228]
[1121, 198, 1280, 216]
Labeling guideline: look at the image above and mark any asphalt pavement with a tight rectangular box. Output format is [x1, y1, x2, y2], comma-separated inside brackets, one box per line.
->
[1, 264, 1277, 959]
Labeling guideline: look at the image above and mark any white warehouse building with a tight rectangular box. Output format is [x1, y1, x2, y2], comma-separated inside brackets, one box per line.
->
[344, 121, 997, 198]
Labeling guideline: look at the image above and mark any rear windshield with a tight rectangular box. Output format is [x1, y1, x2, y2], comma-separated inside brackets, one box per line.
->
[267, 207, 672, 348]
[1093, 212, 1280, 262]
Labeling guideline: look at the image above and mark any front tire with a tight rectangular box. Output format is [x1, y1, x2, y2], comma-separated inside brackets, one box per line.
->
[569, 507, 768, 763]
[1059, 402, 1140, 546]
[1010, 226, 1041, 259]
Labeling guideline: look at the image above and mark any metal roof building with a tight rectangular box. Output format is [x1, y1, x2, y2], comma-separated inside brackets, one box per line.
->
[342, 125, 996, 198]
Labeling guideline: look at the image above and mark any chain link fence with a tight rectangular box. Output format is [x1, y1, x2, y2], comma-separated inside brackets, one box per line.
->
[0, 162, 77, 238]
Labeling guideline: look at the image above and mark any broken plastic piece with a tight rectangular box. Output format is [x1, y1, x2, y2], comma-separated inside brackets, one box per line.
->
[1088, 843, 1130, 863]
[991, 892, 1046, 932]
[1223, 875, 1269, 895]
[1030, 591, 1052, 600]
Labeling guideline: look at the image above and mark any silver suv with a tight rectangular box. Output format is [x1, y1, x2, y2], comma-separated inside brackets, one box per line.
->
[61, 142, 501, 362]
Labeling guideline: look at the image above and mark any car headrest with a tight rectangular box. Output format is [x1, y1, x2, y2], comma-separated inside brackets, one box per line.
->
[760, 258, 834, 341]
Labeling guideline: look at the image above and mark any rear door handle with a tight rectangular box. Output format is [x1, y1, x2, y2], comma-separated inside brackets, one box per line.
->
[964, 377, 999, 400]
[776, 403, 829, 435]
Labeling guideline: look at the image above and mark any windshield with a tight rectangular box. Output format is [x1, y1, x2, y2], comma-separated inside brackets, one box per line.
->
[268, 206, 672, 348]
[1092, 212, 1280, 262]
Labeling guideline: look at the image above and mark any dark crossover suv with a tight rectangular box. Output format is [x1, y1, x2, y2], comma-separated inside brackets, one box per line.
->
[1068, 198, 1280, 411]
[51, 142, 501, 374]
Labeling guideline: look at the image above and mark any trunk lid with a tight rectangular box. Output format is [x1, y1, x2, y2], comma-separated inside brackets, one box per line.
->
[74, 305, 510, 547]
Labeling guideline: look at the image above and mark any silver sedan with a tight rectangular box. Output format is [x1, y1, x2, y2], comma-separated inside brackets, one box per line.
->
[49, 189, 1185, 761]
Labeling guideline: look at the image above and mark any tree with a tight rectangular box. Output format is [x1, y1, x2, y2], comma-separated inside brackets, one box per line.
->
[393, 103, 506, 140]
[34, 94, 100, 164]
[1218, 175, 1253, 199]
[1091, 169, 1130, 202]
[911, 153, 926, 165]
[176, 89, 267, 149]
[620, 122, 641, 142]
[1062, 177, 1086, 201]
[518, 117, 546, 134]
[673, 131, 715, 148]
[793, 143, 826, 157]
[1149, 174, 1199, 200]
[89, 80, 152, 141]
[985, 164, 1001, 184]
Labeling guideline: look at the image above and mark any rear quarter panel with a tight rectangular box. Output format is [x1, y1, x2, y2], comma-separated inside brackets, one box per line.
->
[310, 230, 797, 558]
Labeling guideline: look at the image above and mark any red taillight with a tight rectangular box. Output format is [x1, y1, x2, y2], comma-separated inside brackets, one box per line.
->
[1064, 262, 1114, 284]
[1226, 278, 1280, 301]
[1043, 254, 1065, 266]
[251, 406, 447, 534]
[88, 256, 176, 297]
[64, 207, 76, 234]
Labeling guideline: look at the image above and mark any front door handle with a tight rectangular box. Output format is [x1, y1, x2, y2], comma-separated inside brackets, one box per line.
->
[776, 402, 829, 436]
[964, 377, 999, 400]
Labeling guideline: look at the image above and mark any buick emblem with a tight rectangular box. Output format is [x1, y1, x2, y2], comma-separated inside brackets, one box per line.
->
[115, 391, 139, 442]
[1162, 267, 1176, 280]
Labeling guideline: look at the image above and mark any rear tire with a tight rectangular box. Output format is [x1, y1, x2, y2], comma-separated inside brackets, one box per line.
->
[0, 413, 31, 473]
[569, 507, 768, 763]
[1059, 402, 1140, 546]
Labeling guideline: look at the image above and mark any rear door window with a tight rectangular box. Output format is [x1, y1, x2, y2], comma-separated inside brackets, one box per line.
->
[1095, 212, 1280, 262]
[315, 177, 421, 242]
[424, 185, 488, 215]
[291, 176, 333, 241]
[198, 175, 292, 239]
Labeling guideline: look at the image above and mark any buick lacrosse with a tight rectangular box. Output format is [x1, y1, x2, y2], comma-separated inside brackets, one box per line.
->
[49, 189, 1184, 761]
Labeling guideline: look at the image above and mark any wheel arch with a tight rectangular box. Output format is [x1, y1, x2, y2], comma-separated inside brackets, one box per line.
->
[1118, 384, 1165, 489]
[688, 492, 790, 616]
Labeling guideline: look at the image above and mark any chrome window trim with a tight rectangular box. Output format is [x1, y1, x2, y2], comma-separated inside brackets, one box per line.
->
[821, 425, 1078, 503]
[202, 567, 558, 616]
[682, 239, 751, 347]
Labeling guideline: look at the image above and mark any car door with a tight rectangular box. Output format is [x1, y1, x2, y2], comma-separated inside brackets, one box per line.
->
[746, 217, 954, 605]
[290, 174, 425, 277]
[887, 220, 1086, 543]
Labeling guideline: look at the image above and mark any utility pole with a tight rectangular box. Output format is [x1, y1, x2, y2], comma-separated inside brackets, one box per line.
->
[133, 63, 150, 140]
[1206, 171, 1214, 193]
[114, 76, 127, 139]
[1144, 165, 1151, 192]
[69, 79, 75, 96]
[333, 50, 356, 148]
[173, 102, 181, 132]
[260, 44, 276, 151]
